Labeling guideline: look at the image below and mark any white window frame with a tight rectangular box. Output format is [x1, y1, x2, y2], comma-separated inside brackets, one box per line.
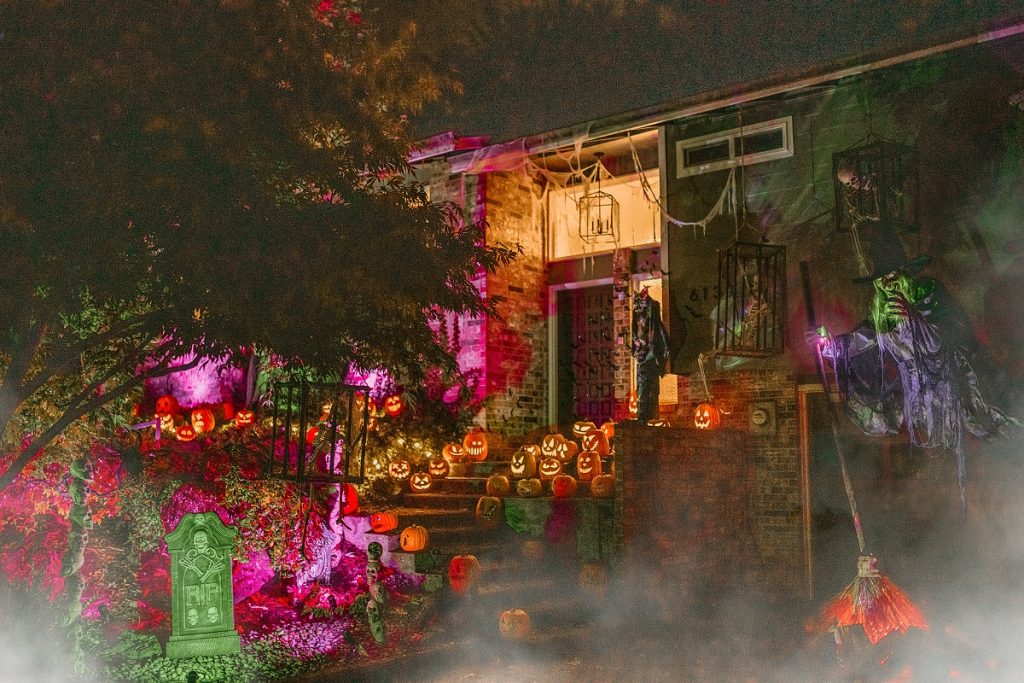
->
[675, 116, 793, 178]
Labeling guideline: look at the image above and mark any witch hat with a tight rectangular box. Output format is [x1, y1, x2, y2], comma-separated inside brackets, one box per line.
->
[853, 224, 930, 283]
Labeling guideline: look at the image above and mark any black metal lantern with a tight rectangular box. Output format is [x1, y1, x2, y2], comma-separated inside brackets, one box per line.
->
[715, 241, 786, 357]
[265, 381, 370, 484]
[578, 153, 619, 245]
[832, 139, 919, 235]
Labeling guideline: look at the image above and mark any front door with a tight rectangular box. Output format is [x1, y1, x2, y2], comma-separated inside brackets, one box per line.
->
[555, 285, 615, 425]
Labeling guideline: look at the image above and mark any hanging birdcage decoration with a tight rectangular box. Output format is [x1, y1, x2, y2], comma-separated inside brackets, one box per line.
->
[715, 241, 786, 357]
[832, 139, 919, 235]
[265, 381, 370, 484]
[577, 153, 619, 245]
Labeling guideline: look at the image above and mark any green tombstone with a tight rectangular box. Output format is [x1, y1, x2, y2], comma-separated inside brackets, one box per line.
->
[165, 512, 241, 658]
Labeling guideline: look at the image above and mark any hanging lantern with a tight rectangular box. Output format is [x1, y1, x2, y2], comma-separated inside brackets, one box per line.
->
[577, 152, 619, 245]
[833, 139, 919, 235]
[715, 241, 786, 357]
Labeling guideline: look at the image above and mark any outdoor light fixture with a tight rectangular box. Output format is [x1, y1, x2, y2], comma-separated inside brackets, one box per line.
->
[715, 241, 786, 357]
[577, 152, 619, 245]
[832, 138, 919, 235]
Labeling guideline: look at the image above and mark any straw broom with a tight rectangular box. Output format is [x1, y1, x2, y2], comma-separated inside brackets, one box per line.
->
[800, 261, 927, 645]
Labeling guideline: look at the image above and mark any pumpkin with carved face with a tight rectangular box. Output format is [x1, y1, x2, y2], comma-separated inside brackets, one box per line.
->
[486, 474, 511, 497]
[190, 407, 216, 434]
[538, 457, 563, 481]
[499, 608, 532, 640]
[388, 459, 412, 481]
[369, 511, 399, 533]
[399, 525, 429, 552]
[572, 421, 598, 439]
[409, 472, 433, 493]
[510, 448, 537, 479]
[235, 409, 255, 427]
[600, 420, 615, 441]
[541, 433, 578, 464]
[448, 555, 481, 595]
[516, 478, 543, 497]
[428, 457, 450, 478]
[475, 495, 503, 527]
[628, 391, 639, 418]
[580, 430, 610, 457]
[155, 395, 179, 417]
[647, 418, 670, 427]
[540, 433, 564, 460]
[158, 413, 176, 436]
[383, 394, 405, 417]
[462, 429, 488, 461]
[442, 443, 466, 463]
[590, 473, 615, 498]
[575, 450, 603, 482]
[551, 474, 577, 498]
[693, 401, 721, 430]
[176, 424, 197, 442]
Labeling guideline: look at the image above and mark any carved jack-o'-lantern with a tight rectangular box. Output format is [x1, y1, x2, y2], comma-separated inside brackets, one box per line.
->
[554, 438, 578, 464]
[462, 429, 488, 461]
[486, 474, 511, 497]
[428, 457, 450, 478]
[448, 554, 481, 595]
[540, 433, 564, 460]
[516, 478, 543, 497]
[369, 511, 399, 533]
[580, 430, 610, 457]
[590, 473, 615, 498]
[235, 409, 255, 427]
[693, 401, 721, 430]
[383, 394, 405, 417]
[442, 443, 466, 463]
[576, 450, 604, 482]
[628, 391, 639, 418]
[388, 459, 412, 481]
[572, 421, 598, 439]
[499, 608, 532, 640]
[475, 495, 503, 527]
[176, 424, 196, 442]
[510, 448, 538, 479]
[158, 413, 176, 436]
[155, 395, 179, 417]
[399, 525, 429, 552]
[551, 474, 577, 498]
[600, 420, 615, 441]
[190, 407, 216, 434]
[538, 457, 563, 481]
[409, 472, 433, 492]
[647, 418, 670, 427]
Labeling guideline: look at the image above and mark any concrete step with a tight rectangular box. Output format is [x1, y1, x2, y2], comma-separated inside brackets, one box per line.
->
[428, 523, 510, 547]
[384, 506, 475, 527]
[399, 492, 481, 509]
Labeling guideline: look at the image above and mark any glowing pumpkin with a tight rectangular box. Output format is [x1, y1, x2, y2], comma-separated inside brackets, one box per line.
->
[575, 451, 603, 482]
[383, 394, 405, 417]
[538, 457, 563, 481]
[235, 409, 255, 427]
[516, 478, 543, 497]
[693, 401, 721, 430]
[510, 448, 537, 479]
[600, 420, 615, 441]
[442, 442, 466, 463]
[580, 430, 610, 457]
[399, 525, 429, 552]
[540, 433, 565, 460]
[647, 418, 671, 427]
[190, 407, 216, 434]
[155, 394, 179, 417]
[551, 474, 577, 498]
[475, 495, 503, 527]
[462, 429, 488, 461]
[486, 474, 511, 497]
[448, 555, 481, 595]
[409, 472, 433, 493]
[338, 483, 359, 515]
[571, 421, 598, 439]
[369, 511, 399, 533]
[628, 391, 639, 418]
[176, 424, 196, 442]
[158, 413, 176, 436]
[499, 608, 532, 640]
[388, 459, 411, 481]
[590, 474, 615, 498]
[428, 457, 450, 478]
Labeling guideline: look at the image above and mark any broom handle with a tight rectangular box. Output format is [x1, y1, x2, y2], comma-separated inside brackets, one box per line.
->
[800, 261, 867, 554]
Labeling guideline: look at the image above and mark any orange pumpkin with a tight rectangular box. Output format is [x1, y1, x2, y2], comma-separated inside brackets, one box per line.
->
[448, 555, 481, 595]
[383, 394, 405, 417]
[463, 429, 488, 461]
[155, 395, 179, 417]
[499, 608, 532, 640]
[580, 430, 610, 457]
[442, 443, 466, 463]
[510, 448, 537, 479]
[158, 413, 176, 436]
[647, 418, 671, 427]
[338, 483, 359, 515]
[600, 420, 615, 441]
[388, 459, 411, 480]
[538, 457, 563, 481]
[428, 457, 450, 478]
[693, 401, 721, 430]
[551, 474, 577, 498]
[541, 433, 578, 464]
[486, 474, 511, 497]
[176, 424, 196, 442]
[575, 451, 603, 482]
[590, 474, 615, 498]
[409, 472, 433, 493]
[475, 495, 503, 527]
[516, 478, 543, 497]
[235, 409, 255, 427]
[190, 407, 216, 434]
[399, 525, 429, 552]
[627, 391, 639, 418]
[369, 511, 399, 533]
[572, 420, 598, 439]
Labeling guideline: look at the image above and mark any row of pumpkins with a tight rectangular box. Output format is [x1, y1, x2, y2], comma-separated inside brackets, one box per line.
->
[151, 395, 256, 442]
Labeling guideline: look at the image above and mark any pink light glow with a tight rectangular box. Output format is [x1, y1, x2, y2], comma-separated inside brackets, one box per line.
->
[143, 352, 245, 409]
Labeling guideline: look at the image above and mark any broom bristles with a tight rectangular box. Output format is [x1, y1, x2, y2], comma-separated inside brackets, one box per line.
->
[819, 574, 928, 644]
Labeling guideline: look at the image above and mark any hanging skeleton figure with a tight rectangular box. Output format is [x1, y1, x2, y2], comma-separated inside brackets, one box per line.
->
[632, 288, 670, 423]
[815, 227, 1018, 515]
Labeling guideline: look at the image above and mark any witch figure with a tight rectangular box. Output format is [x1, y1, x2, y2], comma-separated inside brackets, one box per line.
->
[632, 287, 670, 423]
[818, 227, 1017, 515]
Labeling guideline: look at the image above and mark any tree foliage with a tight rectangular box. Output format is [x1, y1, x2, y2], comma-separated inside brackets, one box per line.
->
[0, 0, 518, 489]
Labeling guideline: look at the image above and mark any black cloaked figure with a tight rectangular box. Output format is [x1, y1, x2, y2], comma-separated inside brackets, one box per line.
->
[631, 287, 670, 423]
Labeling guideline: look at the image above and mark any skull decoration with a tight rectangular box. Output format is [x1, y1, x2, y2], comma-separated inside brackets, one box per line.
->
[366, 599, 386, 644]
[475, 495, 503, 528]
[538, 457, 563, 481]
[190, 407, 216, 434]
[462, 429, 488, 461]
[383, 394, 405, 417]
[580, 430, 610, 457]
[835, 159, 874, 192]
[235, 409, 255, 427]
[510, 448, 538, 479]
[366, 561, 380, 584]
[428, 457, 450, 478]
[409, 472, 433, 493]
[388, 459, 412, 481]
[499, 608, 532, 640]
[571, 421, 598, 439]
[590, 473, 615, 498]
[155, 395, 179, 417]
[442, 443, 467, 463]
[368, 579, 388, 606]
[692, 401, 721, 430]
[176, 424, 196, 442]
[366, 541, 383, 562]
[575, 450, 603, 482]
